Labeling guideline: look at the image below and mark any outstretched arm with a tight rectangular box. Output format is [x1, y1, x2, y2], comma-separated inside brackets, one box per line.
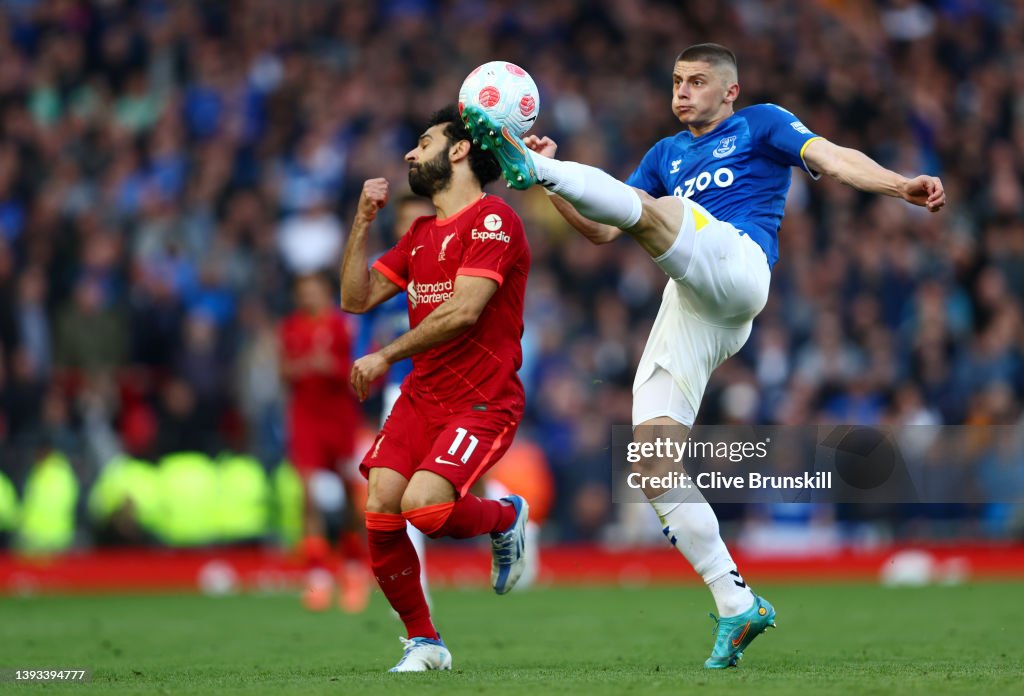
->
[547, 193, 624, 244]
[524, 135, 624, 244]
[349, 275, 498, 400]
[340, 178, 404, 314]
[802, 139, 946, 212]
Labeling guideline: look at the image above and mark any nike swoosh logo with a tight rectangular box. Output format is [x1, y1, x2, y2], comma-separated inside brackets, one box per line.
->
[731, 620, 752, 648]
[434, 456, 460, 466]
[501, 127, 537, 179]
[502, 127, 527, 156]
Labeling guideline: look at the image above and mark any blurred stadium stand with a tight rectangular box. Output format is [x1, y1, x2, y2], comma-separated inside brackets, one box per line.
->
[0, 0, 1022, 579]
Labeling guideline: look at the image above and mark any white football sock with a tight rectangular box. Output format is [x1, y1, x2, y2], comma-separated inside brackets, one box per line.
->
[531, 153, 643, 229]
[650, 486, 754, 617]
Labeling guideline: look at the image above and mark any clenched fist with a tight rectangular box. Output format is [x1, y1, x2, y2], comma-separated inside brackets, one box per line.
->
[350, 351, 389, 402]
[357, 178, 389, 222]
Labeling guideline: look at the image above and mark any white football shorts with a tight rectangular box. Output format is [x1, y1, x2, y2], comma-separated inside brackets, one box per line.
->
[633, 198, 771, 428]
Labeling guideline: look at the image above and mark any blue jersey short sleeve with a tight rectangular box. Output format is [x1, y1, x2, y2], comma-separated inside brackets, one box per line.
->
[749, 104, 821, 178]
[625, 139, 669, 197]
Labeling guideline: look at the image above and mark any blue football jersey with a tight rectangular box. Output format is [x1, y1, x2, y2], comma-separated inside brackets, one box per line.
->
[625, 103, 821, 267]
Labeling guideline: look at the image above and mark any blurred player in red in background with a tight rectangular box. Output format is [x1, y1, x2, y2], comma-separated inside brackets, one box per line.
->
[341, 104, 531, 672]
[279, 272, 370, 613]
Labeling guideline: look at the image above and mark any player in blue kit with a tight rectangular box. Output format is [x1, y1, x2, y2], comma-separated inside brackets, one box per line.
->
[463, 43, 945, 669]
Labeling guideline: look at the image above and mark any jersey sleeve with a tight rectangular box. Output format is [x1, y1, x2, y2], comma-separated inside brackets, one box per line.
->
[751, 104, 823, 179]
[456, 202, 525, 286]
[625, 140, 668, 197]
[371, 227, 414, 290]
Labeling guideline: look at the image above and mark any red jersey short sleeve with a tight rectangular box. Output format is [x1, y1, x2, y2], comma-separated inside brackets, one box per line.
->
[456, 200, 527, 287]
[372, 222, 419, 290]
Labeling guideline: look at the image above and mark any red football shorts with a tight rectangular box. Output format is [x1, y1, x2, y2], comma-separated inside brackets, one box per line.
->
[288, 417, 357, 478]
[359, 390, 519, 498]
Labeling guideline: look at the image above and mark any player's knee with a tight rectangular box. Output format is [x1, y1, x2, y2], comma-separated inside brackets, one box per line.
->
[400, 484, 451, 512]
[632, 457, 677, 480]
[400, 475, 457, 512]
[401, 500, 455, 539]
[365, 492, 402, 515]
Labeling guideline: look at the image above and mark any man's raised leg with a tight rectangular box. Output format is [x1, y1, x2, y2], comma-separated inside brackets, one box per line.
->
[401, 471, 529, 596]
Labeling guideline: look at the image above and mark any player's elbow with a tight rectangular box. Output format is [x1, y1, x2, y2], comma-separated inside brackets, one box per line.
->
[340, 295, 367, 314]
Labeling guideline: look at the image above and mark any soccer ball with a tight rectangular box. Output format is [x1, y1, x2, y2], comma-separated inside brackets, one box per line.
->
[458, 61, 540, 137]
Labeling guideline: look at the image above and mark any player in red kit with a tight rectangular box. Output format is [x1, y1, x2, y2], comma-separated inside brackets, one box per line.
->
[341, 105, 531, 672]
[278, 272, 370, 613]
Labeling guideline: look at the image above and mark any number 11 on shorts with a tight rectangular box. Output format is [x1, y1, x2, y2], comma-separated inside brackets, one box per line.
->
[448, 427, 479, 464]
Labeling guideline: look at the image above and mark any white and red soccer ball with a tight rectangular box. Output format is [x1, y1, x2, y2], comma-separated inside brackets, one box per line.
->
[458, 61, 540, 137]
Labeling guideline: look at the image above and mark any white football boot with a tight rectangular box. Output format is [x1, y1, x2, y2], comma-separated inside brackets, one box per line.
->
[388, 636, 452, 672]
[490, 495, 530, 594]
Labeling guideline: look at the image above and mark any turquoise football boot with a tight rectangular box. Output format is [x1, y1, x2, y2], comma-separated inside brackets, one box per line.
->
[704, 594, 777, 669]
[461, 105, 538, 190]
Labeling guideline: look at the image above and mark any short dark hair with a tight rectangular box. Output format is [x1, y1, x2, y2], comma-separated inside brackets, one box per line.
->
[675, 43, 738, 79]
[425, 104, 501, 187]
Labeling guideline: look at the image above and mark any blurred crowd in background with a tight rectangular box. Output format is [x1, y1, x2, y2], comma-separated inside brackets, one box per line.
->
[0, 0, 1022, 554]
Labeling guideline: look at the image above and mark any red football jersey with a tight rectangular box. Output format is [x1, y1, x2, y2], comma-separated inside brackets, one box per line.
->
[372, 194, 530, 414]
[279, 310, 357, 422]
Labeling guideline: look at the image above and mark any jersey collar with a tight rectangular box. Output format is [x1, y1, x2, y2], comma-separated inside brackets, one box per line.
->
[436, 193, 487, 226]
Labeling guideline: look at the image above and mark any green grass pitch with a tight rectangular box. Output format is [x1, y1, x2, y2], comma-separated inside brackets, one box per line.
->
[2, 583, 1021, 695]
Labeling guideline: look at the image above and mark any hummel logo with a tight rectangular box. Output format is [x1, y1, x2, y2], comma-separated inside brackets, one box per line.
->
[434, 456, 460, 466]
[670, 159, 682, 174]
